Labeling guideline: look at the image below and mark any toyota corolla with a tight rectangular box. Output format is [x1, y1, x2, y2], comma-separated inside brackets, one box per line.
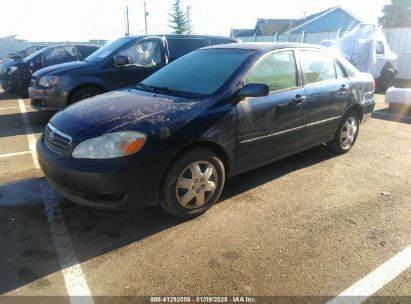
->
[37, 43, 375, 218]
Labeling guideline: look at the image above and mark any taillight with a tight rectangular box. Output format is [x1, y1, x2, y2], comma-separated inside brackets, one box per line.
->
[372, 79, 376, 91]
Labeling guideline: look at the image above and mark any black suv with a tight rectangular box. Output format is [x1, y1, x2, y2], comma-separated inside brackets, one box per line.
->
[4, 44, 99, 96]
[0, 45, 45, 64]
[29, 35, 237, 111]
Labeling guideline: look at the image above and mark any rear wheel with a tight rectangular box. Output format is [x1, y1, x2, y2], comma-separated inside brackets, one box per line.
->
[160, 149, 225, 218]
[69, 86, 104, 104]
[327, 111, 360, 154]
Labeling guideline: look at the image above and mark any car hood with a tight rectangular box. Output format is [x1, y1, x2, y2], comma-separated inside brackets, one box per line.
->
[50, 88, 200, 141]
[33, 60, 92, 77]
[0, 59, 21, 72]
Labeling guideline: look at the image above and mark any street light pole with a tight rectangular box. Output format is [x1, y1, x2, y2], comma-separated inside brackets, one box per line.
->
[144, 0, 148, 34]
[125, 6, 130, 36]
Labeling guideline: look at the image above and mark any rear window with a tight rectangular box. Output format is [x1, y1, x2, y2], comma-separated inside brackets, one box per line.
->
[167, 38, 206, 60]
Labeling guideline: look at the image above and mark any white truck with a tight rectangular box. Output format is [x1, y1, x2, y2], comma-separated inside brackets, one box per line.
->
[322, 23, 398, 92]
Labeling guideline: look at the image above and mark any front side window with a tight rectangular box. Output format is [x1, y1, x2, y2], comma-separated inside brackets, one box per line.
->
[118, 40, 162, 67]
[245, 50, 297, 92]
[299, 50, 336, 85]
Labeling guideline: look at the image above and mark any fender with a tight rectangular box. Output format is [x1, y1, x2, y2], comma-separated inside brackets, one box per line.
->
[64, 76, 109, 95]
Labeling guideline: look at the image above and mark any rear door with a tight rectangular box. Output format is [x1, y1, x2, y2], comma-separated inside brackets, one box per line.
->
[236, 50, 307, 171]
[297, 49, 351, 147]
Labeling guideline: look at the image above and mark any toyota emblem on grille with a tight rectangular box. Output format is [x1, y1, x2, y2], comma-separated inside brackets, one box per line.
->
[49, 131, 55, 142]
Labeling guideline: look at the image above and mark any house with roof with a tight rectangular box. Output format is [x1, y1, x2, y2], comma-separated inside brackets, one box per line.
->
[230, 6, 362, 38]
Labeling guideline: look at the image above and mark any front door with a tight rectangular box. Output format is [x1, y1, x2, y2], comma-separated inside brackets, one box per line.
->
[236, 50, 307, 171]
[102, 38, 166, 91]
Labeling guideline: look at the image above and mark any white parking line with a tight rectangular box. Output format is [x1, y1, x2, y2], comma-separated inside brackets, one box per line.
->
[327, 244, 411, 304]
[0, 151, 31, 158]
[17, 98, 94, 303]
[0, 106, 30, 110]
[17, 98, 39, 169]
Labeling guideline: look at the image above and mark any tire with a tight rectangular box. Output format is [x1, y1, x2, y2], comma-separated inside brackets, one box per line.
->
[18, 82, 29, 98]
[327, 111, 360, 154]
[69, 86, 104, 104]
[160, 148, 225, 218]
[378, 68, 395, 93]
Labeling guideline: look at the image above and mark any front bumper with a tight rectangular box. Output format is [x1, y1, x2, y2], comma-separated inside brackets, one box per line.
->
[37, 134, 167, 209]
[29, 85, 68, 111]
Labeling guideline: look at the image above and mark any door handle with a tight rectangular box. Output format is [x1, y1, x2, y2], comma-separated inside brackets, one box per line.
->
[292, 95, 306, 105]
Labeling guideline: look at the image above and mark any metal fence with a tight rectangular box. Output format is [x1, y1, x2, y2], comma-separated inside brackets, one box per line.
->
[383, 27, 411, 80]
[239, 31, 347, 44]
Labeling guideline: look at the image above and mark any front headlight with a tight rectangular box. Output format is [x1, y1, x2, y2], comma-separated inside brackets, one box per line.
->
[72, 131, 146, 159]
[39, 76, 59, 88]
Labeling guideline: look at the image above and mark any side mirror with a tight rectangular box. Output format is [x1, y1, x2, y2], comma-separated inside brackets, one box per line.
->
[237, 83, 269, 98]
[114, 55, 130, 67]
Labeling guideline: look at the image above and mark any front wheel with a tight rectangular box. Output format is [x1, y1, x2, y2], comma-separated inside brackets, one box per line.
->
[327, 112, 360, 154]
[160, 149, 225, 218]
[69, 87, 104, 104]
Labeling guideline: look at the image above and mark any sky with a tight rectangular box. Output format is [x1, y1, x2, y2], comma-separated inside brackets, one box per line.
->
[0, 0, 391, 42]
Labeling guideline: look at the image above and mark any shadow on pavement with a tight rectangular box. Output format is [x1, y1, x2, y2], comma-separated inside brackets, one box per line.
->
[372, 107, 411, 124]
[0, 145, 337, 294]
[0, 111, 54, 138]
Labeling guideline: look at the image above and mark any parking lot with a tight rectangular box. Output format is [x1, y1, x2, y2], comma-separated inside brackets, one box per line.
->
[0, 91, 410, 302]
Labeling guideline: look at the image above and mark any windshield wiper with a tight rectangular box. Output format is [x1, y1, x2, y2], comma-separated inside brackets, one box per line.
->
[135, 83, 157, 93]
[136, 83, 191, 97]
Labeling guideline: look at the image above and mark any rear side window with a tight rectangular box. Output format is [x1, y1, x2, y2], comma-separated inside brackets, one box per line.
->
[245, 51, 297, 92]
[299, 50, 336, 85]
[78, 46, 98, 58]
[43, 46, 78, 66]
[167, 38, 205, 60]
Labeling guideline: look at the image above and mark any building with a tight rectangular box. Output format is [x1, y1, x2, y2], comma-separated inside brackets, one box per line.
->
[231, 6, 362, 38]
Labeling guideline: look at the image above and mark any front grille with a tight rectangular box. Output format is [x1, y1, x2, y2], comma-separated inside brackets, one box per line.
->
[44, 123, 72, 155]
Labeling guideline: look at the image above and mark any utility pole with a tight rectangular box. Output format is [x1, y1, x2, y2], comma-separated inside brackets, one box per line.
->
[144, 0, 148, 34]
[125, 6, 130, 36]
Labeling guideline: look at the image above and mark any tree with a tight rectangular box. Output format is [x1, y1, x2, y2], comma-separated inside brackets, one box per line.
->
[378, 0, 411, 28]
[169, 0, 192, 34]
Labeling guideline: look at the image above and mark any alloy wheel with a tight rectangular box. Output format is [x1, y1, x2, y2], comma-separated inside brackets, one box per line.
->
[175, 161, 218, 209]
[340, 117, 358, 150]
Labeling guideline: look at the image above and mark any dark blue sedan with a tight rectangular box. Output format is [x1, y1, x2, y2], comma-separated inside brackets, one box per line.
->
[37, 43, 375, 218]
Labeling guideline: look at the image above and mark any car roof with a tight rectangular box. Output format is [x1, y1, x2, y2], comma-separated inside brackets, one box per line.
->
[202, 42, 327, 53]
[45, 44, 99, 49]
[125, 34, 236, 41]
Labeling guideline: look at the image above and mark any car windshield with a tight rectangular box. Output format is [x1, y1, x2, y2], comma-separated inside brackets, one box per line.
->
[141, 49, 254, 95]
[85, 37, 132, 63]
[23, 47, 48, 63]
